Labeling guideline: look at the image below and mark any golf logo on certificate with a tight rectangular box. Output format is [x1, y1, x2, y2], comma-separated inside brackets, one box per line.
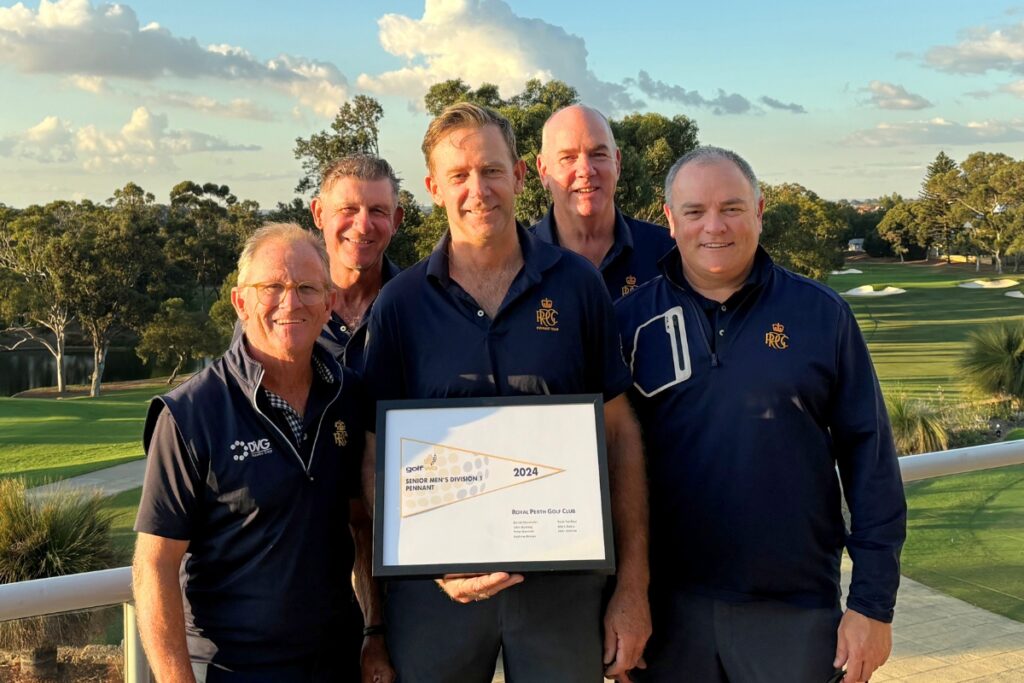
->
[401, 438, 565, 517]
[373, 396, 615, 576]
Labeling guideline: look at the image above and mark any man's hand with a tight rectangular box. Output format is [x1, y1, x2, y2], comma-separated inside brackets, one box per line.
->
[834, 608, 892, 683]
[434, 572, 524, 604]
[602, 584, 652, 682]
[360, 635, 396, 683]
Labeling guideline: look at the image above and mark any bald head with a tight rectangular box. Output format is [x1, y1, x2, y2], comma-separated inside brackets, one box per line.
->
[541, 105, 617, 155]
[537, 104, 622, 227]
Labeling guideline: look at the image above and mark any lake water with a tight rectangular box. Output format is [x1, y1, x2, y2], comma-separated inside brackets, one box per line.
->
[0, 347, 199, 396]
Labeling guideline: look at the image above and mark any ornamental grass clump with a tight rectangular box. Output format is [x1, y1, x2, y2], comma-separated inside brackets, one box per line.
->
[0, 479, 116, 680]
[884, 392, 949, 456]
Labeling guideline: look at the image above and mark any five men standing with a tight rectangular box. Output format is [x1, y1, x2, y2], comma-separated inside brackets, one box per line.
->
[134, 103, 906, 683]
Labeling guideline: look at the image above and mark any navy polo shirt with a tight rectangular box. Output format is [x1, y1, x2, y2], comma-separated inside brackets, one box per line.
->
[362, 226, 631, 404]
[530, 206, 674, 300]
[134, 337, 368, 668]
[320, 255, 403, 371]
[615, 247, 906, 623]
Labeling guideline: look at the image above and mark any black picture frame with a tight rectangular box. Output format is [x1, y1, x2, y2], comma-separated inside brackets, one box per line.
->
[372, 394, 615, 578]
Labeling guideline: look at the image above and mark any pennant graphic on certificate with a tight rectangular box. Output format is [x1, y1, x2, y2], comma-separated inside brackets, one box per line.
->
[400, 438, 564, 517]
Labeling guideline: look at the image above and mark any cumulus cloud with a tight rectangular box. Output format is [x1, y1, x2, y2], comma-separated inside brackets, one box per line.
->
[0, 0, 346, 116]
[758, 96, 806, 114]
[924, 22, 1024, 74]
[844, 118, 1024, 147]
[624, 70, 752, 115]
[356, 0, 640, 112]
[0, 107, 259, 171]
[861, 81, 932, 110]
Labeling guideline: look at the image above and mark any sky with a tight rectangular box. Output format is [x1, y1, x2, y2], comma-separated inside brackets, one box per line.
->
[2, 0, 1024, 209]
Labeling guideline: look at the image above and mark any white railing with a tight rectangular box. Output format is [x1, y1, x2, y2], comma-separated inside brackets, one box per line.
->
[1, 440, 1023, 682]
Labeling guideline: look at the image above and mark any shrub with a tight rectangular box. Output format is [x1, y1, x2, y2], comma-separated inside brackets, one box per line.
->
[0, 479, 116, 679]
[962, 322, 1024, 409]
[885, 392, 949, 455]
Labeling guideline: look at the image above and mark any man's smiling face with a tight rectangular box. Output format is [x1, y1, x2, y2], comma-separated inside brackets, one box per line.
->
[312, 176, 401, 275]
[665, 158, 763, 293]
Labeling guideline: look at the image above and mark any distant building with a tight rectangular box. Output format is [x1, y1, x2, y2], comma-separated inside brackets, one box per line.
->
[848, 238, 865, 252]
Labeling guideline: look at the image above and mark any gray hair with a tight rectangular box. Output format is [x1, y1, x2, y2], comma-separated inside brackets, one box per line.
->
[664, 146, 760, 205]
[237, 222, 330, 286]
[319, 155, 401, 204]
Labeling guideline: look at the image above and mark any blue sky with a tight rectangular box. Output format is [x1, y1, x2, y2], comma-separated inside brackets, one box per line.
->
[2, 0, 1024, 208]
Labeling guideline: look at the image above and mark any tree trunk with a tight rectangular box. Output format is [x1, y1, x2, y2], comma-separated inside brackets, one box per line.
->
[90, 341, 107, 398]
[54, 335, 66, 395]
[167, 354, 185, 385]
[20, 646, 58, 680]
[995, 252, 1003, 274]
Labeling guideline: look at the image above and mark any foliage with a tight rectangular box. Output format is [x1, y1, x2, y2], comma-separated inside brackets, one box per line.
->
[612, 112, 700, 224]
[884, 391, 949, 455]
[385, 190, 430, 268]
[761, 183, 845, 280]
[961, 321, 1024, 407]
[876, 197, 926, 261]
[209, 269, 239, 350]
[266, 197, 316, 232]
[164, 181, 259, 309]
[0, 202, 80, 394]
[293, 95, 383, 195]
[137, 298, 221, 383]
[55, 186, 167, 397]
[0, 478, 116, 663]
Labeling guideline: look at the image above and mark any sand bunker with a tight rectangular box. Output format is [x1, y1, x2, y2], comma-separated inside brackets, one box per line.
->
[831, 268, 863, 275]
[1006, 291, 1024, 299]
[958, 279, 1018, 289]
[843, 285, 906, 297]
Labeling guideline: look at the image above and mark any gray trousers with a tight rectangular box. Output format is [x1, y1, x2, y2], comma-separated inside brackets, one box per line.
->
[384, 574, 607, 683]
[634, 591, 842, 683]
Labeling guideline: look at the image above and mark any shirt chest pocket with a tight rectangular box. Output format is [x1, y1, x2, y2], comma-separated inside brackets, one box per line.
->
[630, 306, 692, 398]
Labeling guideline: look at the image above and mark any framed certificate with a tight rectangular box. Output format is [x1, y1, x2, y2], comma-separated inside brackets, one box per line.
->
[372, 394, 615, 578]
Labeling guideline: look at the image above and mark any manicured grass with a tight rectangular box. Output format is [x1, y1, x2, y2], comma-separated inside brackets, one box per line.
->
[827, 261, 1024, 400]
[901, 464, 1024, 623]
[104, 486, 142, 563]
[0, 387, 157, 486]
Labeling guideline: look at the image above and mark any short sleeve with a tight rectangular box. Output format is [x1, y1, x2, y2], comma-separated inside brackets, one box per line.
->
[134, 404, 204, 540]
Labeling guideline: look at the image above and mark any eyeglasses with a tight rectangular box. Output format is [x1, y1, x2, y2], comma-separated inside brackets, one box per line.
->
[241, 281, 329, 306]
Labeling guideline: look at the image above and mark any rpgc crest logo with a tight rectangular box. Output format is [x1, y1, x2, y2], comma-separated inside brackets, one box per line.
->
[764, 322, 790, 350]
[333, 420, 348, 447]
[621, 275, 638, 297]
[535, 298, 559, 332]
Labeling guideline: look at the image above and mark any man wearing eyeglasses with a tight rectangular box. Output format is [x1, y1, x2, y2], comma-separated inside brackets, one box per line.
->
[133, 223, 369, 682]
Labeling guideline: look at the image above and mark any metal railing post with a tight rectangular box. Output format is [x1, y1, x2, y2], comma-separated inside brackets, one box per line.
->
[123, 601, 151, 683]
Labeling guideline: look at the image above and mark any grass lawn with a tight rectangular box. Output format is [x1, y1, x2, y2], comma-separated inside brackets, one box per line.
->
[901, 464, 1024, 622]
[827, 259, 1024, 400]
[0, 386, 157, 487]
[104, 486, 142, 564]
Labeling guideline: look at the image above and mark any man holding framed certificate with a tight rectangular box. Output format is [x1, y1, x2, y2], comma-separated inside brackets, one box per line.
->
[360, 103, 651, 683]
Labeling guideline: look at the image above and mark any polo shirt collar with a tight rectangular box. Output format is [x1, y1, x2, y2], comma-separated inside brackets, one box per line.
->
[426, 224, 562, 289]
[535, 205, 634, 270]
[660, 244, 774, 294]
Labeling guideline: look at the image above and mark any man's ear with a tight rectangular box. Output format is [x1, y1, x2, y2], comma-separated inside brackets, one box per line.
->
[425, 174, 444, 207]
[231, 287, 249, 321]
[664, 204, 677, 238]
[310, 196, 325, 231]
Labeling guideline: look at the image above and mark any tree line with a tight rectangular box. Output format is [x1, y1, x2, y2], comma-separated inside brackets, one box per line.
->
[869, 151, 1024, 272]
[1, 78, 850, 397]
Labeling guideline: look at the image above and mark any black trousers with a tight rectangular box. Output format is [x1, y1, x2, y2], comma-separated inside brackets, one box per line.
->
[634, 591, 842, 683]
